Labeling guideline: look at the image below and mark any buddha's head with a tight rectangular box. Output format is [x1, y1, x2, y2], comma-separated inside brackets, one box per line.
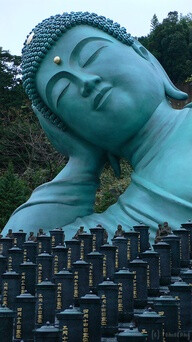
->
[22, 12, 188, 152]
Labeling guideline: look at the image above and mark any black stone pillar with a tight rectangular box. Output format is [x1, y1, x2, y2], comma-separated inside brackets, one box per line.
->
[129, 257, 148, 308]
[57, 306, 83, 342]
[13, 231, 26, 249]
[181, 219, 192, 258]
[49, 228, 65, 248]
[100, 243, 118, 280]
[124, 230, 140, 262]
[54, 269, 74, 312]
[35, 280, 56, 326]
[7, 246, 23, 273]
[19, 260, 37, 295]
[0, 305, 15, 342]
[78, 232, 93, 260]
[80, 293, 101, 342]
[173, 228, 190, 268]
[14, 291, 36, 342]
[0, 237, 13, 257]
[153, 295, 180, 342]
[89, 225, 107, 251]
[0, 255, 7, 291]
[34, 322, 60, 342]
[23, 241, 37, 263]
[180, 268, 192, 286]
[97, 279, 118, 337]
[1, 271, 21, 309]
[161, 234, 181, 276]
[135, 308, 164, 342]
[37, 234, 51, 254]
[114, 268, 134, 322]
[169, 280, 192, 332]
[65, 239, 81, 267]
[140, 248, 160, 296]
[86, 252, 104, 290]
[52, 245, 68, 275]
[36, 252, 53, 283]
[112, 237, 128, 269]
[72, 260, 90, 304]
[153, 242, 171, 285]
[117, 326, 148, 341]
[133, 223, 150, 252]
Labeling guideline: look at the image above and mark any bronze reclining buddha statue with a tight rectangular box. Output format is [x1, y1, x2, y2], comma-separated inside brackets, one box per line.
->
[3, 12, 192, 242]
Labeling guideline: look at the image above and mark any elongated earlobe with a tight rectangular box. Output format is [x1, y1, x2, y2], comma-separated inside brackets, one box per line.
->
[132, 40, 188, 101]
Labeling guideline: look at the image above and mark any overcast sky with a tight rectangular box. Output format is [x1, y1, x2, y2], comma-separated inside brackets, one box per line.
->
[0, 0, 191, 56]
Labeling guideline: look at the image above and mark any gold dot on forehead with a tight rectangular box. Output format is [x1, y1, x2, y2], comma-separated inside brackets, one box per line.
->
[54, 56, 61, 64]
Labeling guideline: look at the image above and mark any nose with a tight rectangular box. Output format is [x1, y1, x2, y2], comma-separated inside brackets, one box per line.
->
[80, 74, 102, 97]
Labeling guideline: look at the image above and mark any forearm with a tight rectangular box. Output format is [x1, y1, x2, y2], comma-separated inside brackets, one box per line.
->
[2, 157, 102, 235]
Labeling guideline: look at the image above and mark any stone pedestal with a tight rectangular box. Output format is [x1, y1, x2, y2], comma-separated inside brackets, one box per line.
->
[161, 234, 181, 276]
[153, 242, 171, 285]
[57, 306, 83, 342]
[129, 258, 148, 308]
[97, 279, 118, 337]
[80, 293, 101, 342]
[14, 292, 36, 341]
[49, 228, 65, 248]
[35, 280, 56, 326]
[36, 252, 53, 283]
[54, 269, 74, 312]
[114, 268, 134, 322]
[100, 244, 118, 280]
[0, 305, 15, 342]
[140, 248, 160, 296]
[34, 322, 60, 342]
[133, 223, 150, 252]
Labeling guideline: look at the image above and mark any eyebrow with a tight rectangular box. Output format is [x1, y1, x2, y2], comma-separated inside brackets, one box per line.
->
[69, 36, 113, 64]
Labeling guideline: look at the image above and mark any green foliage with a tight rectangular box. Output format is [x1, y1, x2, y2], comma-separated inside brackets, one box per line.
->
[0, 163, 30, 230]
[0, 87, 66, 176]
[95, 160, 132, 213]
[0, 47, 26, 109]
[150, 14, 159, 31]
[139, 11, 192, 83]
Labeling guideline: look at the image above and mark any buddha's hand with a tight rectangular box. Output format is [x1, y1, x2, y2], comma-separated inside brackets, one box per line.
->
[32, 106, 106, 175]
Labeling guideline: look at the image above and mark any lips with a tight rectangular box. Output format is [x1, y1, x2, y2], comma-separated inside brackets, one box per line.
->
[93, 86, 112, 111]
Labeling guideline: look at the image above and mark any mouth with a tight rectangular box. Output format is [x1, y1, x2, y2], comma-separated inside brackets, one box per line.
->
[93, 86, 112, 111]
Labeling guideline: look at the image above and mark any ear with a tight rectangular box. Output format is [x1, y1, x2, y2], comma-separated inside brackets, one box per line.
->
[132, 40, 188, 101]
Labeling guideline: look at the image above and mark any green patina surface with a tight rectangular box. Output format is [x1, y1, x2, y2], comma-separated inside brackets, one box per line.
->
[2, 12, 192, 242]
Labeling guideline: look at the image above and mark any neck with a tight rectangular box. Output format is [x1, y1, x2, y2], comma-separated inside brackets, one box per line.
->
[121, 99, 189, 169]
[104, 99, 192, 234]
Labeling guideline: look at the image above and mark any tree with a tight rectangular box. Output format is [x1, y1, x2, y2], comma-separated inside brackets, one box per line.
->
[0, 163, 30, 230]
[0, 47, 26, 110]
[165, 11, 179, 24]
[150, 14, 159, 31]
[139, 11, 192, 83]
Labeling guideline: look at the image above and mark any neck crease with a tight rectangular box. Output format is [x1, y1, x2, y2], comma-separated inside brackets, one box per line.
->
[123, 99, 188, 169]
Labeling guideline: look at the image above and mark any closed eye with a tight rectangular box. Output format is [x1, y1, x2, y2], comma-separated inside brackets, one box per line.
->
[46, 76, 71, 109]
[56, 81, 70, 107]
[82, 45, 107, 68]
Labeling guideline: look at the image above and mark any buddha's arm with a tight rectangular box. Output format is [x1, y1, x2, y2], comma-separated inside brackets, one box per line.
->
[2, 106, 107, 235]
[2, 156, 103, 235]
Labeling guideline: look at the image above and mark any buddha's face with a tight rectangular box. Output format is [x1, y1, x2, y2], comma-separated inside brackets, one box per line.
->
[35, 25, 165, 151]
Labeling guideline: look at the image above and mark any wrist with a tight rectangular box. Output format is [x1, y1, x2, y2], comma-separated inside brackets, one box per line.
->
[53, 155, 105, 182]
